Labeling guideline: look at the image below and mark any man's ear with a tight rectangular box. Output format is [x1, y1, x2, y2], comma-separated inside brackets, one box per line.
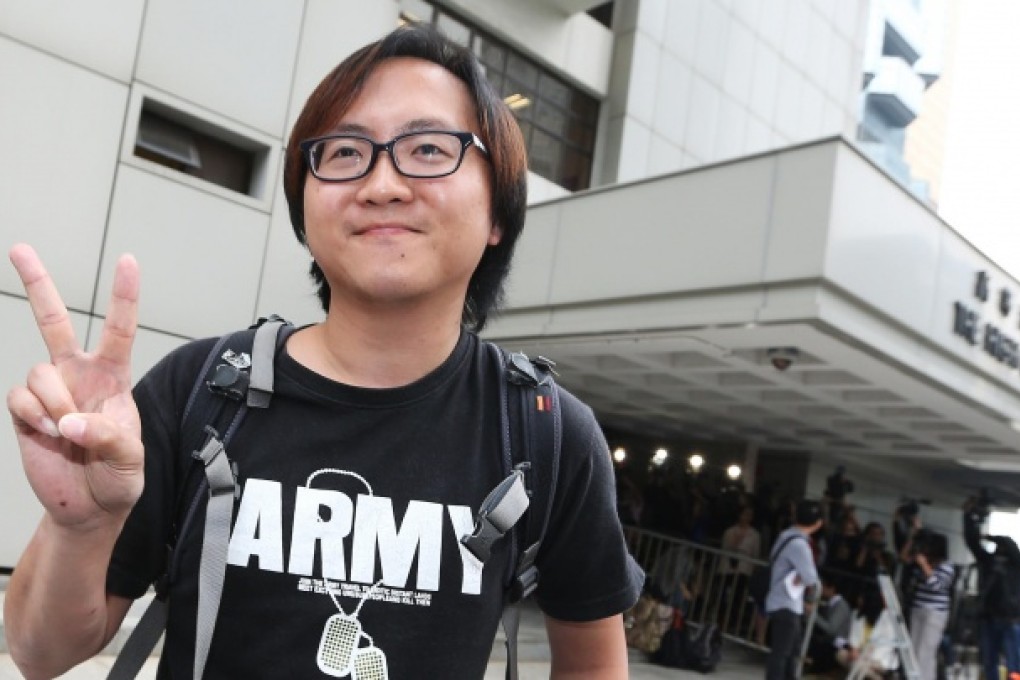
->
[488, 223, 503, 246]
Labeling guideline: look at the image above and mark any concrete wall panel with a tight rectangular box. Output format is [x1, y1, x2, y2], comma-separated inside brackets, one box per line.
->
[136, 0, 304, 137]
[98, 166, 270, 339]
[0, 0, 144, 82]
[0, 38, 128, 310]
[0, 299, 88, 568]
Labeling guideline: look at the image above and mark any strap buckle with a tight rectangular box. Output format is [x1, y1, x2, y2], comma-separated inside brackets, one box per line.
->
[460, 468, 530, 564]
[506, 352, 555, 388]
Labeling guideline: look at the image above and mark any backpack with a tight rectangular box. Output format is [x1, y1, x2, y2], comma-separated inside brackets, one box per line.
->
[651, 611, 722, 674]
[949, 563, 979, 647]
[748, 533, 805, 607]
[108, 316, 562, 680]
[651, 609, 690, 667]
[684, 622, 723, 673]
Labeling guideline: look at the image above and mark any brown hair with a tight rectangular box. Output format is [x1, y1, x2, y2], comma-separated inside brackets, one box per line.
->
[283, 23, 528, 331]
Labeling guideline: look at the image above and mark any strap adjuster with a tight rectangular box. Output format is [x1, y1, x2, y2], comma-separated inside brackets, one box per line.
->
[510, 564, 539, 602]
[192, 429, 235, 497]
[460, 468, 530, 563]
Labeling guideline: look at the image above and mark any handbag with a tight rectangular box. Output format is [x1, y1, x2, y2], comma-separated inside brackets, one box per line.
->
[624, 593, 675, 653]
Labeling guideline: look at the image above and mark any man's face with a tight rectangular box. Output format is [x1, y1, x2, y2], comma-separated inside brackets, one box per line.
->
[302, 57, 499, 317]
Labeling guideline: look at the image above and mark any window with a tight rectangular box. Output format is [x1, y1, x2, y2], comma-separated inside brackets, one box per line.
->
[132, 98, 271, 200]
[400, 1, 600, 191]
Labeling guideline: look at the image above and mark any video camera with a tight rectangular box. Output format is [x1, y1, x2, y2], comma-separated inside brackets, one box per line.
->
[971, 488, 995, 523]
[897, 497, 930, 520]
[825, 465, 854, 501]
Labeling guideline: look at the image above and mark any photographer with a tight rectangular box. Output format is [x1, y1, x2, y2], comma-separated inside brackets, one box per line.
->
[856, 522, 896, 577]
[824, 465, 854, 526]
[893, 498, 928, 554]
[894, 500, 925, 602]
[963, 494, 1020, 680]
[900, 528, 954, 680]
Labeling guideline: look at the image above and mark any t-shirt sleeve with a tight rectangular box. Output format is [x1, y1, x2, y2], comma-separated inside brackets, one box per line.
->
[533, 388, 644, 621]
[106, 338, 215, 599]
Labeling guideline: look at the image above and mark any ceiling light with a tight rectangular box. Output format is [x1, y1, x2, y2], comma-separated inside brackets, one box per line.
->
[689, 453, 704, 471]
[727, 464, 742, 479]
[612, 447, 627, 463]
[651, 448, 669, 467]
[503, 93, 531, 110]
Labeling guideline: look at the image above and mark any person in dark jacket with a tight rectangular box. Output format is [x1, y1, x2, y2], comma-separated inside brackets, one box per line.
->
[963, 496, 1020, 680]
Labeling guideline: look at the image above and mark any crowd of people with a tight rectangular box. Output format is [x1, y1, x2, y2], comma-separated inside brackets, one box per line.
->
[621, 464, 1020, 680]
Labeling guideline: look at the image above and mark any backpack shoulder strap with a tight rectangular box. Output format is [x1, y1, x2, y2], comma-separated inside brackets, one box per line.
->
[770, 532, 804, 563]
[108, 316, 292, 680]
[470, 342, 561, 680]
[501, 347, 561, 601]
[458, 344, 561, 572]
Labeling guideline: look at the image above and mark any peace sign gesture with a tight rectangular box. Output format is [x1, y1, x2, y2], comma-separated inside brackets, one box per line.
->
[6, 244, 144, 531]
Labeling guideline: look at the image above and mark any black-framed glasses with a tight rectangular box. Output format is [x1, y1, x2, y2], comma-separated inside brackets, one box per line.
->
[300, 130, 489, 182]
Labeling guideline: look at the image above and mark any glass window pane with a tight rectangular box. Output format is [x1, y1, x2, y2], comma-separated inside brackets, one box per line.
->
[538, 73, 572, 110]
[528, 128, 563, 182]
[475, 36, 506, 71]
[485, 72, 504, 93]
[565, 120, 595, 149]
[533, 100, 568, 137]
[569, 92, 599, 122]
[517, 120, 533, 147]
[506, 52, 539, 89]
[561, 148, 592, 191]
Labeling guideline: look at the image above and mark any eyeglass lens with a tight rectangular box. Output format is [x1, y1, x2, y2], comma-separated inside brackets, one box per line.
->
[311, 132, 467, 179]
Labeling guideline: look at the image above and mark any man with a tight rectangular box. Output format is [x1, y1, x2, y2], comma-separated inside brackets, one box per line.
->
[765, 499, 822, 680]
[962, 496, 1020, 680]
[3, 24, 642, 679]
[806, 571, 855, 675]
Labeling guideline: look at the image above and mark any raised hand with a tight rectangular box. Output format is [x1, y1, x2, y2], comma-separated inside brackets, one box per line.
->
[6, 244, 144, 531]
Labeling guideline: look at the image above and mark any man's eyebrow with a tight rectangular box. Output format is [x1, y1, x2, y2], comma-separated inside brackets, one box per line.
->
[399, 118, 457, 134]
[330, 122, 372, 136]
[326, 118, 460, 138]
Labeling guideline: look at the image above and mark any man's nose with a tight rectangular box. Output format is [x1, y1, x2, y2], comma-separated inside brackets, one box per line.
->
[357, 149, 412, 202]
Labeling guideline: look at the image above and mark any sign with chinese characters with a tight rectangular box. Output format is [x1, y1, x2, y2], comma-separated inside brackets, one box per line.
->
[953, 271, 1020, 368]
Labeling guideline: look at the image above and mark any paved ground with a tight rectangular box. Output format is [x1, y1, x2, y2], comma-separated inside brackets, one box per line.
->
[0, 648, 766, 680]
[1, 583, 766, 679]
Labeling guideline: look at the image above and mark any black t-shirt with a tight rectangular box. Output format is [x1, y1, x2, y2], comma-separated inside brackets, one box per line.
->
[107, 329, 643, 678]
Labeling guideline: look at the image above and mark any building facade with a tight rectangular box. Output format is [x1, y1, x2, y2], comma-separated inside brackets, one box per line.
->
[1, 0, 1015, 568]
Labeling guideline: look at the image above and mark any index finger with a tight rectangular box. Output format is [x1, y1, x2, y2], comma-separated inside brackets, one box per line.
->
[94, 253, 140, 370]
[9, 243, 79, 363]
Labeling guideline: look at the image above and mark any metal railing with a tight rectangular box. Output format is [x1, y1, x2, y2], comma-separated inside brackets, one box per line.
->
[626, 526, 778, 646]
[624, 525, 821, 675]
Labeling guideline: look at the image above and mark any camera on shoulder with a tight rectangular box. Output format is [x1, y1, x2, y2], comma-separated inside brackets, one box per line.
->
[825, 465, 854, 501]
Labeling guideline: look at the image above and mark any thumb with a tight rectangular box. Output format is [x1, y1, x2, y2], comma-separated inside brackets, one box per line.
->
[57, 413, 88, 442]
[57, 413, 142, 468]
